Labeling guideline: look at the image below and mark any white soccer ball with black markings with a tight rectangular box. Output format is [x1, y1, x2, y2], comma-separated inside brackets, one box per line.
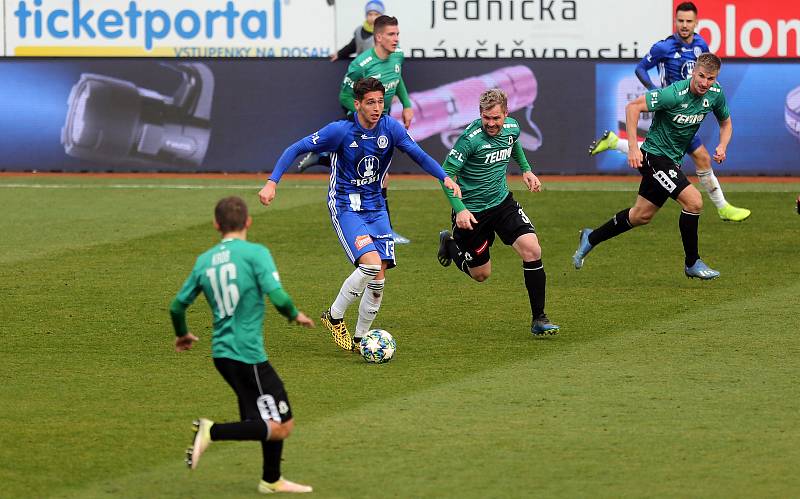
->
[359, 329, 396, 364]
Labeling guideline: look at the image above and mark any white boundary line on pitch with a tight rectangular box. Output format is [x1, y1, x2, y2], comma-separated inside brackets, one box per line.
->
[0, 183, 797, 192]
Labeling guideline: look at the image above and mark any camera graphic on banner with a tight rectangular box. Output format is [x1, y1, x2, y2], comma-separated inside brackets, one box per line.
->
[389, 65, 543, 152]
[62, 62, 214, 168]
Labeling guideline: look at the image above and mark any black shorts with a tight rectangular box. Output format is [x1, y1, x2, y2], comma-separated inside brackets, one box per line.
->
[637, 151, 691, 207]
[213, 357, 293, 423]
[451, 192, 536, 268]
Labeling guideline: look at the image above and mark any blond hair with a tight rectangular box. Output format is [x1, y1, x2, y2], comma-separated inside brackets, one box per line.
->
[479, 88, 508, 113]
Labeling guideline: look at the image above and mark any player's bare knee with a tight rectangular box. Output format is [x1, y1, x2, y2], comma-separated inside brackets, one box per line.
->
[268, 420, 294, 441]
[470, 269, 491, 282]
[629, 210, 652, 226]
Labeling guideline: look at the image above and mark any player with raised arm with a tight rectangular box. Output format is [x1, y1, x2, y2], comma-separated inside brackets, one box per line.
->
[437, 89, 560, 336]
[575, 53, 731, 280]
[589, 1, 750, 223]
[259, 77, 461, 352]
[170, 196, 314, 494]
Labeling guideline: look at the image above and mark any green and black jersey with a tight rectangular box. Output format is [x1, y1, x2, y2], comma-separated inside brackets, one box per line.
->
[642, 79, 730, 163]
[172, 238, 297, 364]
[441, 117, 532, 213]
[338, 47, 412, 113]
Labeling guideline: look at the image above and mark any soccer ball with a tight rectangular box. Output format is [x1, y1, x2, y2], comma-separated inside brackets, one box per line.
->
[359, 329, 396, 364]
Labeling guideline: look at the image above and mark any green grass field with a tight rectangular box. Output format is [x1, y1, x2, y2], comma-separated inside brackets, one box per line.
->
[2, 175, 799, 498]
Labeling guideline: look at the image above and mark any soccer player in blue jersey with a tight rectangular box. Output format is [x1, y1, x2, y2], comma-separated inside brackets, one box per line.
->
[258, 77, 461, 352]
[589, 1, 750, 222]
[170, 196, 315, 494]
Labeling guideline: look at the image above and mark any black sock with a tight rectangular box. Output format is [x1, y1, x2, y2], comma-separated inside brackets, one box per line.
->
[588, 209, 633, 246]
[446, 239, 472, 276]
[209, 420, 268, 441]
[523, 260, 546, 319]
[382, 187, 393, 226]
[261, 440, 283, 483]
[679, 210, 700, 267]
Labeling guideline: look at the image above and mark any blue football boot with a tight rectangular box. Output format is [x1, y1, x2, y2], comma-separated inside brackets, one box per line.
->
[531, 314, 560, 336]
[572, 228, 594, 270]
[684, 259, 720, 280]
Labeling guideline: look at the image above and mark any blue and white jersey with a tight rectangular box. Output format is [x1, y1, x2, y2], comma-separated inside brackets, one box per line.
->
[270, 115, 447, 212]
[635, 33, 710, 89]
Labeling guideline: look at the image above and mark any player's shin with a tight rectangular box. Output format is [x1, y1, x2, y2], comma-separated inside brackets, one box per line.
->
[679, 210, 701, 267]
[261, 439, 283, 483]
[588, 209, 633, 246]
[355, 279, 385, 341]
[696, 169, 727, 209]
[330, 264, 381, 318]
[523, 260, 546, 319]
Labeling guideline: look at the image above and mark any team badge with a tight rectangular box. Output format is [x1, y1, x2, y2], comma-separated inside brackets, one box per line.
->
[694, 46, 703, 57]
[703, 98, 709, 107]
[355, 234, 373, 250]
[395, 64, 400, 73]
[508, 136, 514, 145]
[357, 155, 380, 178]
[377, 135, 389, 148]
[278, 401, 289, 414]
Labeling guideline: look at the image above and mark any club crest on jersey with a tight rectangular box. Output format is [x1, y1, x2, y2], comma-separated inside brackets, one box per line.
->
[395, 64, 400, 73]
[694, 46, 703, 57]
[355, 234, 372, 250]
[353, 155, 381, 186]
[377, 135, 389, 148]
[682, 60, 695, 79]
[507, 136, 514, 145]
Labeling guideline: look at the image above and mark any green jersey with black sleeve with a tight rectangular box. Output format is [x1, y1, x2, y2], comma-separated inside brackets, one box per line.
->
[338, 47, 412, 113]
[170, 238, 298, 364]
[441, 117, 532, 213]
[641, 79, 730, 163]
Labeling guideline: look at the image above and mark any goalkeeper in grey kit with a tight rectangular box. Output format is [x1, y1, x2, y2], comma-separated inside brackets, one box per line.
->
[437, 89, 560, 336]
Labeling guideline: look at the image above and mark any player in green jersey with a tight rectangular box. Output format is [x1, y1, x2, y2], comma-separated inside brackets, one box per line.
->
[169, 196, 315, 494]
[437, 88, 560, 336]
[299, 15, 414, 243]
[573, 53, 730, 280]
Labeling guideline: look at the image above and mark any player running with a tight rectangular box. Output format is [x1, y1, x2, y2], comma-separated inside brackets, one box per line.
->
[437, 88, 559, 336]
[589, 1, 750, 223]
[259, 77, 460, 352]
[575, 53, 731, 280]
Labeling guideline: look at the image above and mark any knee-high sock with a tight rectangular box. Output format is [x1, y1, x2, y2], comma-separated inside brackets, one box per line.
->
[330, 264, 380, 319]
[261, 439, 283, 483]
[696, 169, 727, 209]
[355, 279, 385, 338]
[523, 260, 546, 319]
[588, 209, 634, 246]
[445, 239, 472, 277]
[210, 420, 269, 441]
[679, 210, 700, 267]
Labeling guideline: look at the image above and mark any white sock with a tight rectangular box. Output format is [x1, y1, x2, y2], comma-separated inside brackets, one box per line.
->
[330, 264, 380, 319]
[355, 279, 385, 339]
[696, 169, 727, 209]
[614, 138, 644, 154]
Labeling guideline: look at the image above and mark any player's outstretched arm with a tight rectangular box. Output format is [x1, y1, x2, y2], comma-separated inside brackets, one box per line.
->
[258, 180, 278, 207]
[292, 311, 315, 328]
[267, 288, 315, 328]
[170, 297, 199, 351]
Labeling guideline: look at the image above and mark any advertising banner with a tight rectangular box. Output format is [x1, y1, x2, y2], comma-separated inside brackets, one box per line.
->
[3, 0, 335, 57]
[0, 58, 593, 173]
[691, 0, 800, 58]
[335, 0, 671, 58]
[594, 62, 800, 175]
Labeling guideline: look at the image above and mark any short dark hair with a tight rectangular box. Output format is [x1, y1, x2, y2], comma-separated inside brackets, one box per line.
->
[374, 15, 398, 34]
[676, 2, 697, 15]
[696, 52, 722, 72]
[215, 196, 248, 233]
[353, 77, 386, 101]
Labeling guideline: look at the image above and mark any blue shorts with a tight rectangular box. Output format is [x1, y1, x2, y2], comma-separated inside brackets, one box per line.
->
[330, 209, 396, 268]
[686, 134, 702, 154]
